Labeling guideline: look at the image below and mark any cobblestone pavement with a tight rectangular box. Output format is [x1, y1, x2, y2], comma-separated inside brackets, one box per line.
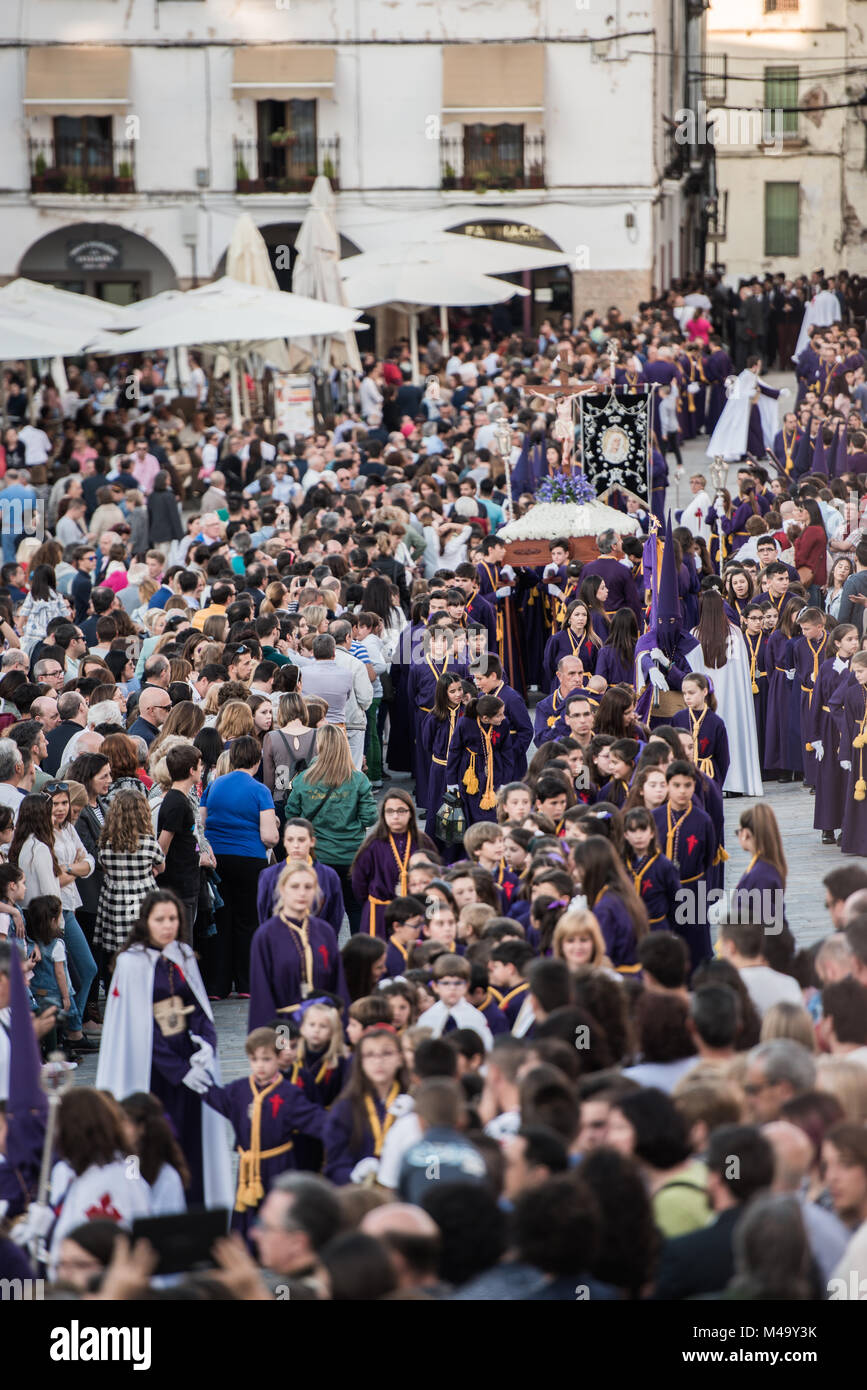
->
[76, 368, 854, 1084]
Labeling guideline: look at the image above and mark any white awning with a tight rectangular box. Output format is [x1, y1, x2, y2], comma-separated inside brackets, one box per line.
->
[232, 46, 336, 101]
[24, 47, 131, 116]
[442, 44, 544, 121]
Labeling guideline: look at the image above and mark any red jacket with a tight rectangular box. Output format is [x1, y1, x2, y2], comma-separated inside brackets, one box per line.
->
[793, 524, 827, 586]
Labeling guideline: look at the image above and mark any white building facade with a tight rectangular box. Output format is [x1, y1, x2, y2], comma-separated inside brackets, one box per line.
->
[0, 0, 708, 345]
[706, 0, 867, 279]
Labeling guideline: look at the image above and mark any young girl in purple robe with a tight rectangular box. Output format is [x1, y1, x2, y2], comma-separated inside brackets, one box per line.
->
[807, 624, 859, 844]
[733, 804, 788, 933]
[420, 674, 466, 848]
[571, 835, 648, 972]
[542, 600, 599, 689]
[445, 694, 510, 825]
[289, 999, 349, 1172]
[351, 790, 437, 939]
[764, 599, 803, 780]
[830, 649, 867, 857]
[669, 673, 730, 789]
[742, 603, 769, 774]
[622, 807, 681, 934]
[579, 575, 611, 643]
[595, 609, 638, 690]
[248, 859, 349, 1030]
[323, 1024, 411, 1186]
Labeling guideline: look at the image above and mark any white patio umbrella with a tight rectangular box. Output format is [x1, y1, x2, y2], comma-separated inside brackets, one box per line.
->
[339, 262, 528, 383]
[0, 278, 131, 330]
[0, 316, 90, 360]
[291, 176, 361, 373]
[225, 213, 291, 409]
[84, 278, 365, 425]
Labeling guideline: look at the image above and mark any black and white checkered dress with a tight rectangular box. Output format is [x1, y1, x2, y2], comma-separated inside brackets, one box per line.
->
[94, 837, 165, 955]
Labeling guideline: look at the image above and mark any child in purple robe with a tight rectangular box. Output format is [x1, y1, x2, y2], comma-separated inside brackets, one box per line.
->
[407, 622, 469, 807]
[476, 537, 526, 697]
[595, 609, 638, 691]
[571, 835, 647, 972]
[790, 607, 829, 791]
[445, 694, 510, 825]
[351, 791, 436, 939]
[203, 1026, 325, 1238]
[764, 601, 802, 779]
[669, 674, 730, 788]
[808, 625, 859, 842]
[488, 939, 534, 1024]
[256, 817, 344, 933]
[742, 604, 769, 774]
[652, 761, 716, 971]
[420, 673, 466, 844]
[733, 805, 788, 935]
[383, 896, 427, 976]
[289, 999, 349, 1172]
[468, 962, 510, 1035]
[323, 1024, 411, 1186]
[248, 859, 349, 1030]
[829, 650, 867, 857]
[542, 600, 599, 689]
[623, 808, 681, 934]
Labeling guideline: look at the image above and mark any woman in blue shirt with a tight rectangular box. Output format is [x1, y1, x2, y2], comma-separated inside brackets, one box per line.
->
[199, 735, 280, 999]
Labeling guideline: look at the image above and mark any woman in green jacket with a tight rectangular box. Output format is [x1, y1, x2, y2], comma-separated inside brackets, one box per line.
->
[284, 725, 378, 933]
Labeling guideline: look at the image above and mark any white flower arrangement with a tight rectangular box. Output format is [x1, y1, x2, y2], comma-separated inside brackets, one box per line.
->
[499, 500, 642, 542]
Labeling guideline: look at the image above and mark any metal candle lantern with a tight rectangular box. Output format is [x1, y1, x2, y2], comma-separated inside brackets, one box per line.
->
[494, 418, 514, 521]
[708, 453, 728, 575]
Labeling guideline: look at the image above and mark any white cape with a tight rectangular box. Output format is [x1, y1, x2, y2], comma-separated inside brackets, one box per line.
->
[688, 625, 763, 796]
[96, 941, 233, 1210]
[49, 1157, 153, 1271]
[794, 289, 843, 363]
[680, 488, 711, 542]
[706, 370, 778, 462]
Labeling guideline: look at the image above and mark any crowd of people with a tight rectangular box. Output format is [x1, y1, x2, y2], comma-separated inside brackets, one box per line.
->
[3, 269, 867, 1305]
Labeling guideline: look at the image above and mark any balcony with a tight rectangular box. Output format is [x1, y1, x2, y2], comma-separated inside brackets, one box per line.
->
[28, 138, 136, 194]
[233, 137, 340, 193]
[439, 133, 545, 192]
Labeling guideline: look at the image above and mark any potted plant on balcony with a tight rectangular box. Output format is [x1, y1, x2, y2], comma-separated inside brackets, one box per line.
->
[442, 161, 456, 190]
[473, 170, 492, 195]
[115, 160, 134, 194]
[269, 127, 295, 146]
[64, 173, 89, 196]
[322, 155, 336, 186]
[32, 150, 47, 192]
[236, 158, 253, 193]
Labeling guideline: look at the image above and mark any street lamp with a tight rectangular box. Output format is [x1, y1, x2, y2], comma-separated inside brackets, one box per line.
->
[708, 453, 728, 574]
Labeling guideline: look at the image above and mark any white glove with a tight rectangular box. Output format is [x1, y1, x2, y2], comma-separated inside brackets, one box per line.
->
[350, 1156, 381, 1185]
[650, 647, 671, 668]
[495, 586, 511, 599]
[841, 760, 852, 772]
[785, 669, 795, 681]
[10, 1201, 54, 1246]
[501, 565, 516, 581]
[543, 564, 558, 579]
[388, 1094, 416, 1119]
[190, 1033, 215, 1072]
[447, 784, 459, 795]
[546, 585, 563, 597]
[687, 382, 700, 395]
[649, 668, 670, 692]
[183, 1065, 210, 1095]
[812, 741, 824, 762]
[779, 388, 791, 398]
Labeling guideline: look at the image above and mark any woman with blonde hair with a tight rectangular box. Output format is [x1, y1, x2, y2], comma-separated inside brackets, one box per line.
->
[552, 909, 614, 972]
[169, 657, 192, 686]
[815, 1056, 867, 1124]
[285, 725, 378, 932]
[262, 693, 316, 795]
[94, 790, 164, 962]
[301, 603, 330, 635]
[150, 701, 206, 763]
[201, 615, 229, 645]
[760, 1001, 816, 1051]
[215, 699, 256, 746]
[248, 858, 350, 1027]
[259, 581, 288, 616]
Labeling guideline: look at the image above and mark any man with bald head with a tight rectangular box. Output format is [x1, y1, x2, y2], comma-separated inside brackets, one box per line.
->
[579, 528, 642, 621]
[360, 1204, 444, 1294]
[31, 695, 59, 737]
[764, 1120, 849, 1283]
[128, 686, 172, 747]
[533, 655, 585, 746]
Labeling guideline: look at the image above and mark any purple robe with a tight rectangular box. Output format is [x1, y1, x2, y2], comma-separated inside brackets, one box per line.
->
[653, 802, 716, 970]
[764, 629, 794, 772]
[203, 1074, 325, 1236]
[324, 1091, 406, 1186]
[743, 630, 769, 772]
[591, 891, 639, 969]
[352, 834, 427, 938]
[579, 557, 642, 622]
[248, 914, 349, 1029]
[543, 628, 598, 690]
[534, 685, 574, 745]
[476, 559, 526, 696]
[257, 859, 344, 935]
[595, 644, 634, 688]
[734, 858, 787, 933]
[477, 992, 510, 1035]
[465, 591, 498, 654]
[626, 849, 681, 932]
[830, 679, 867, 855]
[809, 659, 852, 832]
[408, 658, 469, 806]
[634, 628, 700, 726]
[704, 347, 733, 430]
[670, 708, 730, 788]
[792, 632, 829, 790]
[445, 716, 510, 824]
[491, 680, 534, 780]
[150, 955, 217, 1207]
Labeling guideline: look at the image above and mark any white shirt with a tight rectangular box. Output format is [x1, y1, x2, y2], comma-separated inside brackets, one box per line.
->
[0, 783, 22, 823]
[422, 998, 493, 1050]
[18, 426, 51, 465]
[738, 964, 802, 1017]
[376, 1111, 422, 1190]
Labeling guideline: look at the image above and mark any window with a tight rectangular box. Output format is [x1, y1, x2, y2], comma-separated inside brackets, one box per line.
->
[52, 116, 112, 175]
[764, 183, 799, 256]
[256, 99, 317, 183]
[764, 66, 799, 138]
[462, 124, 524, 182]
[764, 0, 798, 11]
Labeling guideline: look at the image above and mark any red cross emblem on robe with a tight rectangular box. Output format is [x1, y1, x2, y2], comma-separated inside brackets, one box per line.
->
[85, 1192, 122, 1223]
[269, 1094, 284, 1119]
[686, 835, 699, 856]
[318, 945, 329, 969]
